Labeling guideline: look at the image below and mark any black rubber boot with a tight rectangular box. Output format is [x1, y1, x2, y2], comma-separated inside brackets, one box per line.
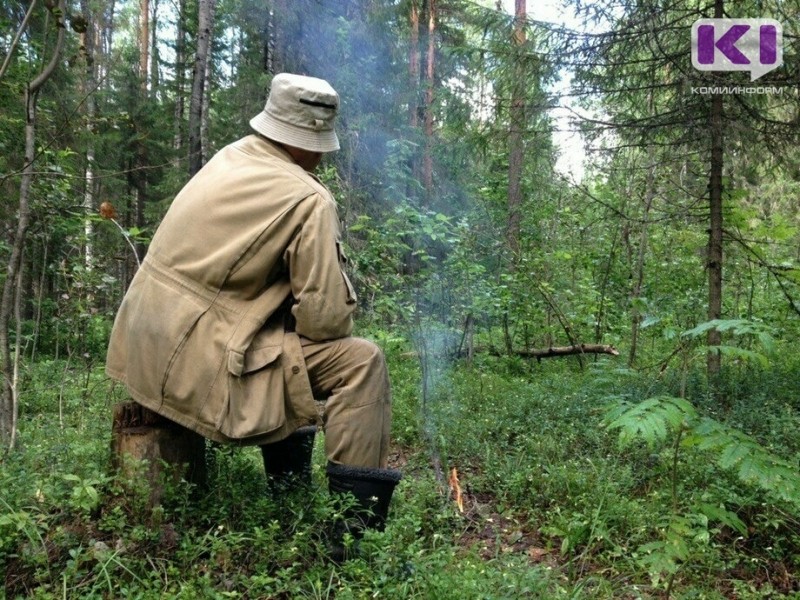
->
[260, 426, 316, 492]
[326, 462, 402, 562]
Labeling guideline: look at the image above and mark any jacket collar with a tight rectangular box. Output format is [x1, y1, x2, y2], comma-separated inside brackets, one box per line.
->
[238, 134, 298, 165]
[236, 134, 326, 183]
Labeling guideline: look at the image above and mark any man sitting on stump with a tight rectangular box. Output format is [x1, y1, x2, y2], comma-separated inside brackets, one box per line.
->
[105, 73, 401, 561]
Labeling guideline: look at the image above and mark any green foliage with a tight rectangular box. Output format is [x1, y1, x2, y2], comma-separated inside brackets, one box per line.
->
[346, 198, 454, 325]
[605, 396, 696, 449]
[3, 0, 800, 596]
[685, 418, 800, 506]
[604, 394, 800, 509]
[3, 348, 800, 597]
[603, 389, 800, 591]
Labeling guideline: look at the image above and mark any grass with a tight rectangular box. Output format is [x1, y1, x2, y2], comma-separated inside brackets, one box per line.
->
[1, 338, 799, 598]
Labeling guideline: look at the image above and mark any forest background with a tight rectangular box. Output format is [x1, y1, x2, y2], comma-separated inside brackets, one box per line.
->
[1, 0, 800, 598]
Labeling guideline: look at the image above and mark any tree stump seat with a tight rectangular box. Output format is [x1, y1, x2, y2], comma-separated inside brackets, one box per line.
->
[111, 401, 207, 506]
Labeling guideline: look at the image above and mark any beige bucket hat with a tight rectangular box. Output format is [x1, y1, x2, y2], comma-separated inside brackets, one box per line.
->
[250, 73, 340, 153]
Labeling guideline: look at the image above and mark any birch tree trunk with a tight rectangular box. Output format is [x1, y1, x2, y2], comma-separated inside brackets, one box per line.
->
[80, 0, 97, 271]
[1, 0, 67, 449]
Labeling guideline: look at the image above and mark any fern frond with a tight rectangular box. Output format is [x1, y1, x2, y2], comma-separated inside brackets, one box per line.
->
[605, 396, 697, 449]
[696, 502, 748, 536]
[683, 417, 800, 508]
[716, 345, 769, 368]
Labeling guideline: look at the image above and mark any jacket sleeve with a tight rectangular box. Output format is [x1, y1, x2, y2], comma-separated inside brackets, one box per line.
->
[285, 194, 357, 341]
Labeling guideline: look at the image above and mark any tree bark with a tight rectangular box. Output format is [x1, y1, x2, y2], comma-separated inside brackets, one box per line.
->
[707, 0, 724, 379]
[1, 0, 67, 449]
[189, 0, 216, 177]
[594, 225, 619, 344]
[133, 0, 150, 263]
[0, 0, 38, 81]
[111, 402, 206, 507]
[173, 0, 186, 162]
[409, 0, 420, 128]
[629, 165, 655, 367]
[422, 0, 435, 199]
[200, 0, 217, 167]
[81, 0, 97, 271]
[263, 4, 275, 74]
[149, 0, 160, 92]
[139, 0, 150, 93]
[98, 0, 116, 84]
[507, 0, 526, 259]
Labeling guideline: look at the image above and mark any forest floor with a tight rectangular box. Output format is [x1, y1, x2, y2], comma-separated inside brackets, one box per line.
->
[1, 341, 799, 599]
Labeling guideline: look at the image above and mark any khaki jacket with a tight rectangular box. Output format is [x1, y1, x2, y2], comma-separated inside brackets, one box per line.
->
[106, 135, 357, 445]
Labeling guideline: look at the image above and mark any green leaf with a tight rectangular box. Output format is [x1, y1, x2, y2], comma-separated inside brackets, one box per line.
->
[605, 396, 697, 449]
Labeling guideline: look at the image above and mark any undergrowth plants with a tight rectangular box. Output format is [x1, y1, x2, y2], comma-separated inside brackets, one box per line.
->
[1, 331, 799, 598]
[603, 395, 798, 594]
[409, 328, 799, 598]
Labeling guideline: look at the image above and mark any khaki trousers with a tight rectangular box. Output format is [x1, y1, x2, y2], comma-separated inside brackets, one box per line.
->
[299, 336, 391, 468]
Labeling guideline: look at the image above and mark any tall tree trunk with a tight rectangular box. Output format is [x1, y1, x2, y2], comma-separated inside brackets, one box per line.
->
[149, 0, 160, 92]
[594, 225, 620, 344]
[200, 0, 216, 166]
[80, 0, 97, 270]
[409, 0, 420, 128]
[1, 0, 66, 449]
[422, 0, 435, 200]
[707, 0, 724, 379]
[173, 0, 186, 163]
[507, 0, 526, 259]
[189, 0, 216, 177]
[264, 4, 275, 73]
[201, 50, 212, 165]
[272, 0, 287, 74]
[139, 0, 150, 94]
[99, 0, 116, 85]
[629, 166, 656, 367]
[135, 0, 150, 262]
[0, 0, 37, 81]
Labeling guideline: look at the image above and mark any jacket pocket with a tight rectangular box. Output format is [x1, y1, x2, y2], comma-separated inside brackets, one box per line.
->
[114, 270, 211, 406]
[219, 344, 285, 439]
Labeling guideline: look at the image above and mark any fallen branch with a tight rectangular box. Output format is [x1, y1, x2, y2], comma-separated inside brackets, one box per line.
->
[469, 344, 620, 359]
[403, 343, 621, 361]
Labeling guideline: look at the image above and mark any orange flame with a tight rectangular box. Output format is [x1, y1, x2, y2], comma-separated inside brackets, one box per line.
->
[449, 467, 464, 513]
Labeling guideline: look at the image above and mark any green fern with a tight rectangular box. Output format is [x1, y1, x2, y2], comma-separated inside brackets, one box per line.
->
[685, 417, 800, 507]
[681, 318, 771, 339]
[605, 397, 800, 508]
[604, 396, 697, 449]
[604, 394, 798, 593]
[680, 318, 776, 367]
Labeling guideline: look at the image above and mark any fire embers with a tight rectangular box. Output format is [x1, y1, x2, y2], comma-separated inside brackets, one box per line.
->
[449, 466, 464, 513]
